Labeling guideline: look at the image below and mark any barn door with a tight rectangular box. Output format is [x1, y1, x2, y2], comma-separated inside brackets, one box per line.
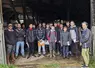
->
[0, 0, 6, 64]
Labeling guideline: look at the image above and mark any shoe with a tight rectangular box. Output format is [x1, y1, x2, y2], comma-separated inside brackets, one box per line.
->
[38, 54, 41, 57]
[27, 55, 30, 59]
[33, 55, 36, 57]
[22, 56, 26, 58]
[43, 54, 46, 56]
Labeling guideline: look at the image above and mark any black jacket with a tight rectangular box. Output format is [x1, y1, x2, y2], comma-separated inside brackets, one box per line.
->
[26, 29, 36, 43]
[16, 29, 25, 41]
[5, 30, 17, 45]
[55, 27, 60, 42]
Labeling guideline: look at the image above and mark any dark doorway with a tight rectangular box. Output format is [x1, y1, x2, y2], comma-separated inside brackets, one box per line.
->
[3, 0, 91, 27]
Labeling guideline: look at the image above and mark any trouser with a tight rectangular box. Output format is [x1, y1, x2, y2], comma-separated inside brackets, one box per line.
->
[28, 42, 35, 56]
[56, 42, 61, 54]
[16, 41, 24, 56]
[38, 41, 45, 54]
[82, 48, 89, 66]
[49, 42, 56, 56]
[71, 41, 79, 56]
[62, 46, 69, 57]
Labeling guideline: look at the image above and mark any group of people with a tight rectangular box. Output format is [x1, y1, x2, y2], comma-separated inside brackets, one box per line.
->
[5, 21, 92, 67]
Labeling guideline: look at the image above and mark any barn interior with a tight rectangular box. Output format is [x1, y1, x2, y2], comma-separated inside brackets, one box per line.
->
[2, 0, 90, 27]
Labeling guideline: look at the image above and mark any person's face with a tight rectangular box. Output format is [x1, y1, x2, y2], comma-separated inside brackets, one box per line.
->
[22, 25, 25, 28]
[82, 23, 87, 29]
[9, 26, 12, 29]
[43, 23, 45, 27]
[33, 25, 35, 28]
[39, 24, 41, 27]
[60, 24, 63, 28]
[51, 26, 55, 30]
[15, 24, 17, 27]
[29, 24, 32, 28]
[66, 22, 70, 27]
[54, 23, 57, 27]
[17, 24, 21, 28]
[46, 24, 49, 28]
[64, 27, 67, 32]
[70, 21, 75, 27]
[50, 23, 53, 27]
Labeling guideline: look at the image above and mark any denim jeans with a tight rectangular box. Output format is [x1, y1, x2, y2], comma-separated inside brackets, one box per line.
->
[16, 41, 24, 56]
[62, 45, 69, 57]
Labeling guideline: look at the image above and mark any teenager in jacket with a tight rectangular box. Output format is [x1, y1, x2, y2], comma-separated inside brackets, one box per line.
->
[36, 23, 46, 57]
[5, 24, 16, 64]
[47, 26, 57, 58]
[70, 21, 79, 57]
[26, 24, 36, 58]
[80, 22, 92, 67]
[54, 23, 60, 55]
[60, 26, 71, 58]
[15, 24, 25, 58]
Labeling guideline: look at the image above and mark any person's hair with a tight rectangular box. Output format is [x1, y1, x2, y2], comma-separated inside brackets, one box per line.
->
[64, 26, 67, 29]
[82, 21, 88, 26]
[8, 24, 12, 27]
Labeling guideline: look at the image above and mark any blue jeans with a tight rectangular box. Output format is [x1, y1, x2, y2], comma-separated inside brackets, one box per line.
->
[62, 46, 69, 57]
[16, 41, 24, 56]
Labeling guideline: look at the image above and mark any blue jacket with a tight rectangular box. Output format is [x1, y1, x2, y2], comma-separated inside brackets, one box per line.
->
[80, 28, 92, 48]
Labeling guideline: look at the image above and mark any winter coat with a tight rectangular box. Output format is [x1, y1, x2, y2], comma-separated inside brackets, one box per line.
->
[16, 29, 25, 41]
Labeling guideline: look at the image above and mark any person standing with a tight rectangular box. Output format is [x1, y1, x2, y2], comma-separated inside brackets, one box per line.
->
[66, 21, 70, 32]
[45, 24, 50, 53]
[26, 24, 36, 58]
[37, 23, 46, 57]
[47, 26, 57, 58]
[70, 21, 79, 57]
[15, 24, 25, 58]
[5, 24, 16, 64]
[54, 23, 60, 55]
[80, 22, 92, 67]
[60, 26, 71, 58]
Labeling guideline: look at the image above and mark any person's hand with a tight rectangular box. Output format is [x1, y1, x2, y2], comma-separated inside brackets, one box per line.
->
[55, 40, 57, 42]
[80, 43, 82, 46]
[59, 41, 60, 43]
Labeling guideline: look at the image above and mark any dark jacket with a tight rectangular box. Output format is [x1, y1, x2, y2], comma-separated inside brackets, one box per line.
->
[80, 28, 92, 48]
[5, 30, 17, 45]
[46, 28, 50, 40]
[36, 28, 45, 40]
[55, 27, 60, 42]
[16, 28, 25, 41]
[26, 28, 36, 43]
[60, 31, 71, 46]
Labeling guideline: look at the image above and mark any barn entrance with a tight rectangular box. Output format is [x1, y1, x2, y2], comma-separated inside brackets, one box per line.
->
[1, 0, 95, 68]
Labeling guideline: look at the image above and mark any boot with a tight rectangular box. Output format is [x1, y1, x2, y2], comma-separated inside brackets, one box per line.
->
[53, 50, 56, 57]
[7, 54, 10, 65]
[50, 50, 52, 58]
[12, 53, 15, 63]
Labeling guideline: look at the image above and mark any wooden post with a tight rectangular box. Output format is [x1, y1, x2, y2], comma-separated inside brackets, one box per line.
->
[90, 0, 95, 59]
[0, 0, 7, 64]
